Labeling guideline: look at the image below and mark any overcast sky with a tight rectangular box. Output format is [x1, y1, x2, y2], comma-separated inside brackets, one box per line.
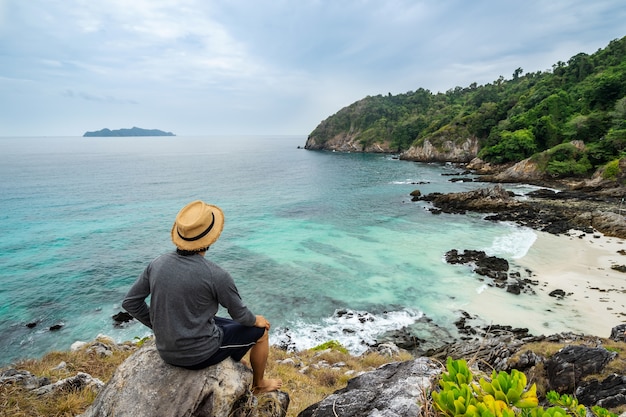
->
[1, 0, 624, 137]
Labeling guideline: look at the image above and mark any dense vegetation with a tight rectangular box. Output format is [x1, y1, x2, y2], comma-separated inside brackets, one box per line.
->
[309, 36, 626, 177]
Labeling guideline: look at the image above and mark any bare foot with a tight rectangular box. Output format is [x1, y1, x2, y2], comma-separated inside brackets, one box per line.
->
[253, 378, 283, 394]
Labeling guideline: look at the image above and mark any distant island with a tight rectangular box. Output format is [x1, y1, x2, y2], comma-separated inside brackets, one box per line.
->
[83, 127, 175, 137]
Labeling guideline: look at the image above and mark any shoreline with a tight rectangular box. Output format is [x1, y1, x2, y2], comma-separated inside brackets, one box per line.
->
[464, 229, 626, 338]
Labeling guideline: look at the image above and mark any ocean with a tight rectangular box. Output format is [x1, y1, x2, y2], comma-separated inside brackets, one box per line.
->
[0, 135, 539, 366]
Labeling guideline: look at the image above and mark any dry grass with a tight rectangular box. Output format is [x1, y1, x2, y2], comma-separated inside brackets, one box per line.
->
[0, 337, 135, 417]
[263, 346, 414, 417]
[1, 341, 414, 417]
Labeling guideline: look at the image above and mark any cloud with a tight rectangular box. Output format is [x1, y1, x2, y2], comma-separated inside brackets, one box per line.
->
[0, 0, 624, 136]
[62, 89, 138, 104]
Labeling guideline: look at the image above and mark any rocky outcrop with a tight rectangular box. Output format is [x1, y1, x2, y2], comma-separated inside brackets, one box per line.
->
[300, 323, 626, 416]
[79, 340, 289, 417]
[490, 158, 545, 182]
[545, 345, 616, 393]
[304, 132, 479, 159]
[419, 184, 521, 215]
[417, 184, 626, 239]
[400, 137, 479, 162]
[304, 132, 394, 153]
[297, 357, 441, 417]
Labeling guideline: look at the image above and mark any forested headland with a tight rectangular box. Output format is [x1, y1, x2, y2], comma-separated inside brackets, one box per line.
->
[307, 36, 626, 179]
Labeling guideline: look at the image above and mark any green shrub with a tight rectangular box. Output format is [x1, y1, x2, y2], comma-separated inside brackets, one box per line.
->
[546, 156, 592, 177]
[602, 159, 621, 179]
[479, 129, 537, 163]
[311, 340, 348, 354]
[431, 358, 617, 417]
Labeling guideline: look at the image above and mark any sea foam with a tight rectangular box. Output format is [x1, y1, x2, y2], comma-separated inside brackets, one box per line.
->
[484, 225, 537, 259]
[273, 308, 423, 355]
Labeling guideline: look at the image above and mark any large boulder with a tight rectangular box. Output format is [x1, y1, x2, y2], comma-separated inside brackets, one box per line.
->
[79, 340, 288, 417]
[545, 345, 616, 393]
[297, 357, 440, 417]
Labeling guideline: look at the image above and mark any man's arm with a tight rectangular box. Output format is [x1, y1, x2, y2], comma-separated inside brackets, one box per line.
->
[216, 271, 257, 326]
[122, 271, 153, 329]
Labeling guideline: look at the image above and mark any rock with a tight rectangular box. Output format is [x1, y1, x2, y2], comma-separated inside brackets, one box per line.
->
[79, 340, 289, 417]
[297, 357, 441, 417]
[549, 289, 567, 299]
[576, 374, 626, 408]
[71, 341, 88, 351]
[367, 342, 401, 357]
[445, 249, 509, 280]
[111, 311, 134, 324]
[610, 324, 626, 342]
[0, 369, 50, 390]
[33, 372, 104, 396]
[506, 283, 522, 294]
[466, 157, 497, 174]
[304, 129, 394, 153]
[421, 185, 516, 215]
[420, 184, 626, 239]
[545, 345, 616, 393]
[400, 137, 479, 163]
[589, 211, 626, 239]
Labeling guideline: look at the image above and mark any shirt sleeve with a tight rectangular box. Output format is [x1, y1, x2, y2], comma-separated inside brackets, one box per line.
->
[122, 267, 153, 329]
[215, 269, 256, 327]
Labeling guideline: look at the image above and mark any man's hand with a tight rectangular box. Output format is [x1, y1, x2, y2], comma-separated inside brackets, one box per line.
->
[254, 315, 271, 330]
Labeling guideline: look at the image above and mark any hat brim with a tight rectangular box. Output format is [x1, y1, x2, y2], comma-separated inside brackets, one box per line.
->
[171, 203, 225, 251]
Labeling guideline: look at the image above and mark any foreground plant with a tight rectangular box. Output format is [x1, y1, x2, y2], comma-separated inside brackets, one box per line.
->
[431, 357, 616, 417]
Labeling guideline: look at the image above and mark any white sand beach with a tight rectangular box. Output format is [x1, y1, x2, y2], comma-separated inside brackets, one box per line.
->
[464, 230, 626, 338]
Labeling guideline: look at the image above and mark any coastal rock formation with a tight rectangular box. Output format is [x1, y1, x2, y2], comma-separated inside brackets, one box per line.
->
[420, 184, 520, 215]
[297, 357, 441, 417]
[304, 130, 479, 160]
[400, 137, 480, 163]
[545, 345, 616, 393]
[304, 132, 394, 153]
[444, 249, 510, 280]
[79, 340, 289, 417]
[299, 324, 626, 416]
[443, 249, 540, 295]
[417, 184, 626, 239]
[491, 157, 545, 182]
[576, 374, 626, 409]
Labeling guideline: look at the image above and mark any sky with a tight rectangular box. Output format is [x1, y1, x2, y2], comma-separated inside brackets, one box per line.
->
[0, 1, 624, 137]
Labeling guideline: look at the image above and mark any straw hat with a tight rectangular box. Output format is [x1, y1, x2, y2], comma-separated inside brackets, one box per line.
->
[171, 200, 225, 251]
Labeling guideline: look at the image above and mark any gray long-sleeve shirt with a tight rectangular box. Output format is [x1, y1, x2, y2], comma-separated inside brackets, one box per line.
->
[122, 251, 256, 367]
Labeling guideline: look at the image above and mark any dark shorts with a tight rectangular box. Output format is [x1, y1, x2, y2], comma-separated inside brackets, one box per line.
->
[182, 317, 265, 370]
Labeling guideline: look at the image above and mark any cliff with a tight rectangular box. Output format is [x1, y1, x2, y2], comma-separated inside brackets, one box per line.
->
[83, 127, 175, 137]
[399, 136, 479, 162]
[305, 131, 395, 153]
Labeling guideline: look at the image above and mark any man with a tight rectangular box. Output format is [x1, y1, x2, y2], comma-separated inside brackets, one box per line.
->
[122, 200, 281, 394]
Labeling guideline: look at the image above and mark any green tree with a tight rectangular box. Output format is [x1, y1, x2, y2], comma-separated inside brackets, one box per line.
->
[479, 129, 537, 163]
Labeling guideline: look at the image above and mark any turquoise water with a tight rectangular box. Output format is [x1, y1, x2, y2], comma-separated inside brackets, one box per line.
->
[0, 135, 536, 365]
